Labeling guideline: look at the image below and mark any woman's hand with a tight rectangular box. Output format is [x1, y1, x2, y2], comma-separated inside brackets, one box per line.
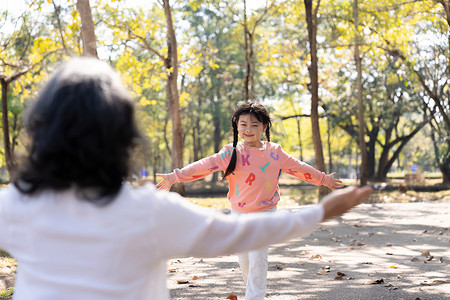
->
[326, 172, 344, 190]
[320, 185, 373, 221]
[155, 173, 173, 191]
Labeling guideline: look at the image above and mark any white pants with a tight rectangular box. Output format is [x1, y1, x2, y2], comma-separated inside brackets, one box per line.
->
[232, 207, 276, 300]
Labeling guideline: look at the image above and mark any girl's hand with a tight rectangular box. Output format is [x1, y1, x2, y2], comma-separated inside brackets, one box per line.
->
[320, 185, 373, 220]
[155, 173, 173, 191]
[326, 172, 344, 190]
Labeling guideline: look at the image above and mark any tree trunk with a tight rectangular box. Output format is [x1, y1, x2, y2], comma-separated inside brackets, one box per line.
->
[248, 31, 255, 101]
[296, 117, 303, 161]
[77, 0, 98, 58]
[0, 79, 15, 177]
[326, 117, 332, 173]
[243, 0, 250, 101]
[52, 0, 70, 56]
[304, 0, 328, 196]
[353, 0, 368, 186]
[212, 94, 222, 183]
[366, 127, 378, 179]
[163, 0, 184, 195]
[375, 122, 427, 181]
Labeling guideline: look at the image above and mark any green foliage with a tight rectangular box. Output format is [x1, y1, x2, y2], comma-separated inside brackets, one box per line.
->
[0, 0, 447, 180]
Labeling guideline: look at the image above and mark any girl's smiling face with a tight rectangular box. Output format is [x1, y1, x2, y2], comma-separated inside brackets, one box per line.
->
[237, 113, 267, 148]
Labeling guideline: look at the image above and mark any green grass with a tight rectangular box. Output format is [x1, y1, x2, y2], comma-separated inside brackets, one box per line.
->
[387, 172, 443, 179]
[0, 287, 13, 298]
[0, 249, 11, 258]
[186, 184, 450, 209]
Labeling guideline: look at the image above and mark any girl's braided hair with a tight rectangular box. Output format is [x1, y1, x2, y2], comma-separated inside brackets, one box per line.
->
[223, 101, 272, 179]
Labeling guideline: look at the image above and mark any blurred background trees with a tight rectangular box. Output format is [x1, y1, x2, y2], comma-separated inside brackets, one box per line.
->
[0, 0, 448, 189]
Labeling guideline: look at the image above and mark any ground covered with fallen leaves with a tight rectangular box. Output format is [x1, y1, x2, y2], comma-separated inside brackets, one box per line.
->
[1, 180, 449, 299]
[167, 202, 449, 300]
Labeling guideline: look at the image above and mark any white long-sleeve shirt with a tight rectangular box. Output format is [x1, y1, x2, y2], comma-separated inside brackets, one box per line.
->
[0, 183, 323, 300]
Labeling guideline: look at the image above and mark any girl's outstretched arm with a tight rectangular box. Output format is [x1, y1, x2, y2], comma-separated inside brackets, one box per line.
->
[155, 145, 233, 191]
[325, 172, 344, 190]
[155, 173, 173, 191]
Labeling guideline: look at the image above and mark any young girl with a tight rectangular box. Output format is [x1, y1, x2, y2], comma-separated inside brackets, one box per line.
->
[0, 58, 370, 300]
[156, 101, 343, 299]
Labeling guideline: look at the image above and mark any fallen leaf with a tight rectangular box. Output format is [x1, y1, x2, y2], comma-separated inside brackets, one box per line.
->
[440, 257, 444, 263]
[432, 279, 447, 284]
[188, 284, 200, 287]
[421, 250, 431, 256]
[192, 276, 198, 280]
[299, 251, 307, 255]
[386, 243, 392, 247]
[317, 266, 331, 275]
[274, 264, 283, 270]
[426, 256, 434, 261]
[357, 242, 367, 246]
[168, 269, 177, 273]
[385, 252, 393, 255]
[389, 265, 398, 269]
[361, 262, 373, 265]
[177, 280, 189, 284]
[309, 254, 322, 260]
[317, 269, 330, 275]
[226, 294, 238, 300]
[353, 224, 362, 227]
[411, 257, 420, 262]
[364, 278, 384, 284]
[385, 283, 398, 290]
[335, 272, 346, 280]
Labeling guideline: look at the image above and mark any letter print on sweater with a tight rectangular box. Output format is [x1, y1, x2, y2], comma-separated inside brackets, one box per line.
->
[245, 173, 256, 185]
[270, 152, 279, 161]
[220, 150, 231, 160]
[242, 155, 250, 166]
[286, 169, 297, 176]
[260, 162, 270, 172]
[208, 166, 219, 173]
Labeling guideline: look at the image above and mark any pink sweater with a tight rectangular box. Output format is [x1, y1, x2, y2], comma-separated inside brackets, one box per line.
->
[169, 141, 332, 213]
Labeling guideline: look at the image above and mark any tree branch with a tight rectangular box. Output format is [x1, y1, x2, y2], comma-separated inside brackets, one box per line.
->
[130, 31, 165, 61]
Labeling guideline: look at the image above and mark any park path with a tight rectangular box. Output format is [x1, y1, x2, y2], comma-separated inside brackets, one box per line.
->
[167, 202, 449, 300]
